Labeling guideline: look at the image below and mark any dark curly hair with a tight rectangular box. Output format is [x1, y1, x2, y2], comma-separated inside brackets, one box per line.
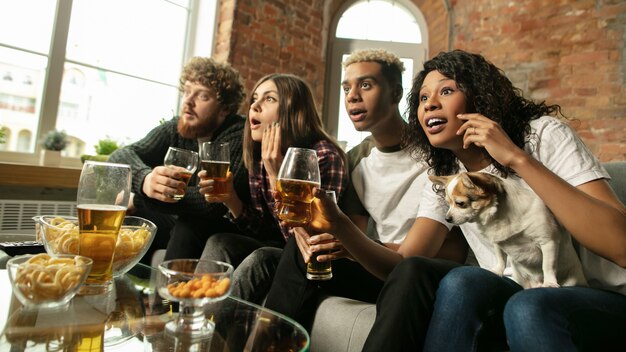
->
[403, 50, 563, 177]
[179, 57, 245, 115]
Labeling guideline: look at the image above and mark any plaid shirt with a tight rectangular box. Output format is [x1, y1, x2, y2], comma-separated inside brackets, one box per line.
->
[232, 139, 347, 242]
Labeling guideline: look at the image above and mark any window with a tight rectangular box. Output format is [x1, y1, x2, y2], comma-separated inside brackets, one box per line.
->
[0, 0, 218, 167]
[325, 0, 428, 151]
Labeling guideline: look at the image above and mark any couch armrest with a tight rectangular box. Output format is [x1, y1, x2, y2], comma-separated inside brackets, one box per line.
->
[310, 295, 376, 352]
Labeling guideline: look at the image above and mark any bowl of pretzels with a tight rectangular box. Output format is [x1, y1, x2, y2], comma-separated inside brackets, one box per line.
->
[34, 215, 157, 278]
[7, 253, 92, 309]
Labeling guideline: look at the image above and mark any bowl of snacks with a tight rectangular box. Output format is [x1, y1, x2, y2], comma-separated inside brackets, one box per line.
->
[34, 215, 157, 277]
[111, 216, 157, 277]
[156, 259, 233, 337]
[7, 253, 92, 309]
[34, 215, 79, 255]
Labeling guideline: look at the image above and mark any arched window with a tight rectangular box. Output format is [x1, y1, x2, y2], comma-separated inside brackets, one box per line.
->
[325, 0, 428, 151]
[16, 129, 31, 152]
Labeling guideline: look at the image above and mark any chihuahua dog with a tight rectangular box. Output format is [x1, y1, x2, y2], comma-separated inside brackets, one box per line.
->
[430, 172, 587, 289]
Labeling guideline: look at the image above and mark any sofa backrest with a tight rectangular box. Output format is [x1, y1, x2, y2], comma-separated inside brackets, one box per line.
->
[604, 161, 626, 204]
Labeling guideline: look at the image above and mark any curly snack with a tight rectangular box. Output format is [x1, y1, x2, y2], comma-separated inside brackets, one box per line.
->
[112, 226, 150, 265]
[167, 275, 231, 299]
[40, 217, 79, 255]
[14, 254, 89, 303]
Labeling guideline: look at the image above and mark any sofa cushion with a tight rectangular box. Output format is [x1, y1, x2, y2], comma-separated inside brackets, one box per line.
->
[310, 295, 375, 352]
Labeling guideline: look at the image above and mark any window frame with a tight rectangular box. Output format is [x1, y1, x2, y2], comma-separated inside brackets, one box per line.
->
[0, 0, 218, 168]
[323, 0, 429, 146]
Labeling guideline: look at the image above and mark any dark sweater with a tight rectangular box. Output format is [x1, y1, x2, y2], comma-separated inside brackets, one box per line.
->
[108, 114, 250, 222]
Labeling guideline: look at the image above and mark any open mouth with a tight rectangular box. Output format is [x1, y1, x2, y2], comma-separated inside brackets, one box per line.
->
[349, 108, 366, 122]
[250, 117, 262, 128]
[424, 117, 447, 133]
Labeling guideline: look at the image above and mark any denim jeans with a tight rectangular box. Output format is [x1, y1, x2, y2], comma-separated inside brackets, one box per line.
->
[362, 256, 462, 352]
[423, 266, 522, 352]
[230, 246, 283, 304]
[505, 286, 626, 351]
[265, 236, 384, 331]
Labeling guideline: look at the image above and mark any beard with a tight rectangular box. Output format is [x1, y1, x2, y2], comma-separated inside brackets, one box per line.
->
[177, 116, 216, 139]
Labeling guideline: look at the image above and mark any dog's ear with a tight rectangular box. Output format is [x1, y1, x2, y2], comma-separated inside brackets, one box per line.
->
[466, 172, 505, 195]
[429, 175, 450, 187]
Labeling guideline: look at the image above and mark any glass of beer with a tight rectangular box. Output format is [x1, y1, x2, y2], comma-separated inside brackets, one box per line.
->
[163, 147, 199, 200]
[199, 142, 230, 202]
[276, 147, 321, 226]
[76, 161, 131, 294]
[306, 190, 336, 281]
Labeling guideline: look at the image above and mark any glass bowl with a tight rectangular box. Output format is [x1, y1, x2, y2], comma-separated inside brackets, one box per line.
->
[157, 259, 233, 338]
[33, 215, 156, 277]
[7, 253, 93, 309]
[111, 216, 157, 277]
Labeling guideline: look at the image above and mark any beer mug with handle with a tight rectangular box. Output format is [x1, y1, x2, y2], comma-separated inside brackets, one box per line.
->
[76, 161, 131, 294]
[276, 147, 321, 226]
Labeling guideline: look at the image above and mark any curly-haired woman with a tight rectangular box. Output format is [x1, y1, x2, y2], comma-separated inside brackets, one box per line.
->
[303, 50, 626, 351]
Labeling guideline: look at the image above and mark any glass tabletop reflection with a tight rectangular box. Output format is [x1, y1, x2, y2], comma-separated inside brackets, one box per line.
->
[0, 263, 310, 351]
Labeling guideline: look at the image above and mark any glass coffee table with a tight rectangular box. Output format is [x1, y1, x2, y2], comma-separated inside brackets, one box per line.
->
[0, 263, 310, 351]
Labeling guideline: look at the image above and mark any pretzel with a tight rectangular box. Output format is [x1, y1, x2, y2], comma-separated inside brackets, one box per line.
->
[14, 254, 88, 303]
[40, 217, 79, 255]
[112, 226, 151, 269]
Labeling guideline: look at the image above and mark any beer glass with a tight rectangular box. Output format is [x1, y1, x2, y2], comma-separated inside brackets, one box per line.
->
[199, 142, 230, 202]
[276, 147, 321, 226]
[77, 161, 131, 294]
[163, 147, 199, 200]
[306, 190, 336, 280]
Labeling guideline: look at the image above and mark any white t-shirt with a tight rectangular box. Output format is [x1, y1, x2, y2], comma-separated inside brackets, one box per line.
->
[343, 137, 429, 244]
[417, 115, 626, 295]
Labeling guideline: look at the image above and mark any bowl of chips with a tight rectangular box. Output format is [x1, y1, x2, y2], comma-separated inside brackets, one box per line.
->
[7, 253, 92, 309]
[34, 215, 157, 277]
[111, 216, 157, 277]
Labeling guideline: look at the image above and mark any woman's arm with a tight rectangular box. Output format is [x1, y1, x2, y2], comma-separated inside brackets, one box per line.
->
[510, 155, 626, 266]
[460, 113, 626, 267]
[309, 191, 451, 279]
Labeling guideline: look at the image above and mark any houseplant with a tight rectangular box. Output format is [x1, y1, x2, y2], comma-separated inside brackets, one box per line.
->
[81, 137, 120, 163]
[40, 129, 68, 166]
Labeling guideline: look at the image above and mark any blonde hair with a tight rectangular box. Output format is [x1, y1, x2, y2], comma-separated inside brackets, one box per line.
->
[343, 49, 405, 87]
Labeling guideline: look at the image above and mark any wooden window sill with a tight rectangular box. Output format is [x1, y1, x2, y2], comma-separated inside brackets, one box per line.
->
[0, 162, 81, 189]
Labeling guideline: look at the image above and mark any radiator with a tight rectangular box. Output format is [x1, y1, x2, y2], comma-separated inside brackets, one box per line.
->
[0, 200, 77, 233]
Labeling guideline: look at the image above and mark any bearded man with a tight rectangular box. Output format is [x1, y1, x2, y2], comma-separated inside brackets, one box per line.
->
[109, 57, 249, 263]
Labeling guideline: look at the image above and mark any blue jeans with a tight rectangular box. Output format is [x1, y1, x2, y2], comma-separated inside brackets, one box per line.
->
[424, 266, 522, 352]
[424, 266, 626, 352]
[505, 286, 626, 351]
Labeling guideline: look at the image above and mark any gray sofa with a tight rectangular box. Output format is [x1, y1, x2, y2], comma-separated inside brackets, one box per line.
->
[308, 161, 626, 352]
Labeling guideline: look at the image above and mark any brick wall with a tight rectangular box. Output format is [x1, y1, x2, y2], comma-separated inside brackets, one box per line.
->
[450, 0, 626, 161]
[216, 0, 625, 161]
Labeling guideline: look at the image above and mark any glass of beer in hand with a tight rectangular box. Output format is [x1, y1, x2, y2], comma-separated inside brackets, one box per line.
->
[199, 142, 230, 202]
[276, 147, 321, 226]
[77, 161, 131, 294]
[307, 190, 336, 280]
[163, 147, 199, 200]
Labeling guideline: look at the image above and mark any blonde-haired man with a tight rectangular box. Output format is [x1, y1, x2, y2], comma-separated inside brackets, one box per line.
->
[263, 49, 467, 334]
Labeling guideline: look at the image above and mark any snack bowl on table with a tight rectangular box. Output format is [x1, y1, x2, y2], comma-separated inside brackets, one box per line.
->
[156, 259, 233, 337]
[111, 216, 157, 277]
[34, 215, 157, 277]
[7, 253, 93, 309]
[34, 215, 80, 255]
